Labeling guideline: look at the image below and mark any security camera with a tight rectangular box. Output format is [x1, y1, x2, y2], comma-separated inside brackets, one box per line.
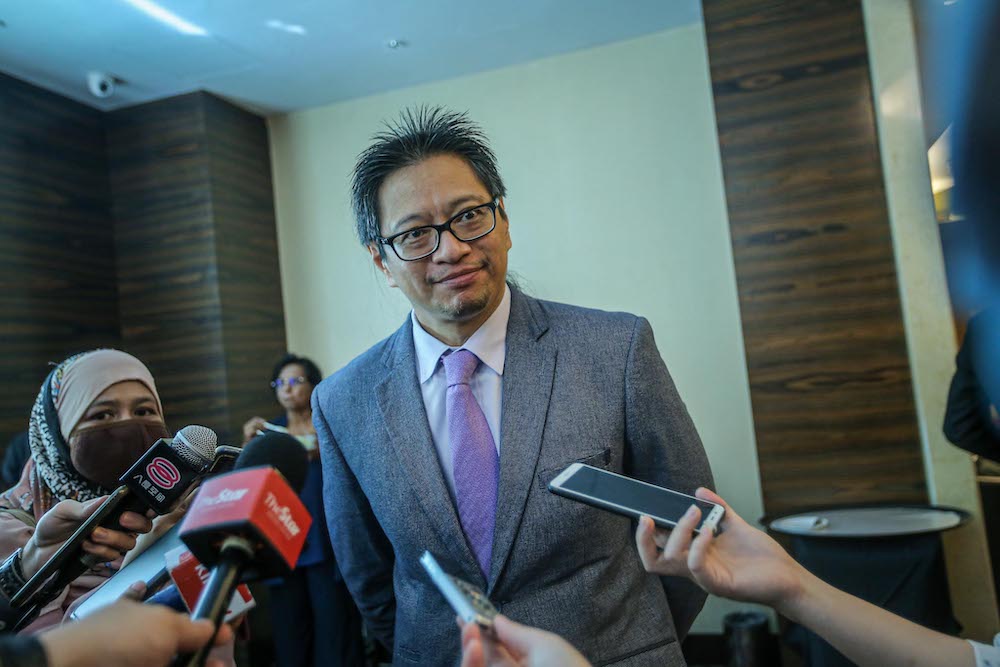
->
[87, 71, 116, 99]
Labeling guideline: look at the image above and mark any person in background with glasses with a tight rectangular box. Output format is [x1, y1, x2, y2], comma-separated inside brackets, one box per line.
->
[311, 107, 713, 666]
[242, 354, 325, 447]
[242, 354, 364, 667]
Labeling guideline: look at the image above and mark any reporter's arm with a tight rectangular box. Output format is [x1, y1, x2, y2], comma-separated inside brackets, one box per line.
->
[635, 489, 977, 667]
[38, 600, 232, 667]
[778, 572, 974, 667]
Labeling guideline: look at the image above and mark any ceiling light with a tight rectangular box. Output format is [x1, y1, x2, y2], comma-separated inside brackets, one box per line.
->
[387, 39, 407, 49]
[121, 0, 208, 36]
[266, 19, 307, 35]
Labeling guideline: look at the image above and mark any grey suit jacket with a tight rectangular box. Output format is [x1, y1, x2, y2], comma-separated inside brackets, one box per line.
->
[314, 287, 714, 666]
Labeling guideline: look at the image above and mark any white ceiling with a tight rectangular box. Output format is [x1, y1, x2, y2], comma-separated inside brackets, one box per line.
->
[0, 0, 701, 115]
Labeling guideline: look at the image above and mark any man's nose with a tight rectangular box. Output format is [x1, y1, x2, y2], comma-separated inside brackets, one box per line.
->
[433, 229, 471, 260]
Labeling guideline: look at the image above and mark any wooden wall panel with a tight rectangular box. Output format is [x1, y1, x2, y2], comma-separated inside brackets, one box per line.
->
[1, 78, 285, 448]
[702, 0, 928, 514]
[0, 72, 118, 444]
[106, 94, 230, 439]
[204, 95, 287, 439]
[107, 92, 286, 443]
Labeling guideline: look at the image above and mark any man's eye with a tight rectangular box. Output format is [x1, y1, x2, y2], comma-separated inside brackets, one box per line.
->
[461, 208, 484, 222]
[401, 228, 431, 243]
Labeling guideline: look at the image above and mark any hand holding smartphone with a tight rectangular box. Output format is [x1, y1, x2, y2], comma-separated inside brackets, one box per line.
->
[548, 463, 724, 535]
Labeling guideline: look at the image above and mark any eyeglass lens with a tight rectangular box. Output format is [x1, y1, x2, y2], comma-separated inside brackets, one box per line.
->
[271, 376, 307, 388]
[392, 203, 496, 260]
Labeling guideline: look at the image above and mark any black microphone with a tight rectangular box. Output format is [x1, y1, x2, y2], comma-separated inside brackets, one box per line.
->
[171, 432, 309, 667]
[11, 425, 217, 629]
[69, 444, 259, 617]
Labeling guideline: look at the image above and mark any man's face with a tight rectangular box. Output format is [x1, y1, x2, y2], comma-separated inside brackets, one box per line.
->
[371, 154, 511, 333]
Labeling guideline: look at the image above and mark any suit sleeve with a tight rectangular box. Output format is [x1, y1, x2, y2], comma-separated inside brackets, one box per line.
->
[943, 318, 1000, 459]
[313, 390, 397, 650]
[623, 316, 714, 640]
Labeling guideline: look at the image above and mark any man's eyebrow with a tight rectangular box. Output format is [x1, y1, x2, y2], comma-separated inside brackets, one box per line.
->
[444, 195, 485, 213]
[389, 212, 427, 233]
[388, 195, 489, 233]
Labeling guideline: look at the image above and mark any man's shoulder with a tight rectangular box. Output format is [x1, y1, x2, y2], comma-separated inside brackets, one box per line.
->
[313, 331, 398, 403]
[526, 292, 643, 338]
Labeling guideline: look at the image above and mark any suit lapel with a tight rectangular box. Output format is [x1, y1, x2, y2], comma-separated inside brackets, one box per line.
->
[488, 289, 556, 591]
[374, 320, 480, 577]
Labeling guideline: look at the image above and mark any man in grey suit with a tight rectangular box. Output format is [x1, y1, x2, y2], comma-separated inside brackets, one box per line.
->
[313, 107, 714, 666]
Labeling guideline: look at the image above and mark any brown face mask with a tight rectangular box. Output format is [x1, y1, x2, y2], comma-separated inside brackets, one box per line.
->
[70, 419, 171, 490]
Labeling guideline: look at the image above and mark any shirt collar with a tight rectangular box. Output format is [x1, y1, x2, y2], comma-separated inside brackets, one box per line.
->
[412, 284, 511, 384]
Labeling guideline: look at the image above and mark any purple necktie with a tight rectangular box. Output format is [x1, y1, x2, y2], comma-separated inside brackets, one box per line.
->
[444, 349, 499, 579]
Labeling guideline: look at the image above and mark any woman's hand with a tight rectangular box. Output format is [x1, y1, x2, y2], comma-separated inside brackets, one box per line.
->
[459, 615, 591, 667]
[121, 485, 198, 568]
[634, 488, 808, 611]
[21, 497, 153, 577]
[241, 417, 267, 444]
[41, 599, 234, 667]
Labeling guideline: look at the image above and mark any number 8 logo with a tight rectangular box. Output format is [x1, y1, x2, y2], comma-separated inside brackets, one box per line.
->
[147, 457, 181, 489]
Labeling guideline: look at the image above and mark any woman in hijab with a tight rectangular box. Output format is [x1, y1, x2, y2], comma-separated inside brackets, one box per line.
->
[0, 349, 165, 633]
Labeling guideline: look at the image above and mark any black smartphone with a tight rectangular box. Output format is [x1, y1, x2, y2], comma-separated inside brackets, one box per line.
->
[548, 463, 724, 534]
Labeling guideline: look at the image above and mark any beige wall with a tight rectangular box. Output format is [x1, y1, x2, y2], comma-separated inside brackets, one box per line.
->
[268, 24, 767, 632]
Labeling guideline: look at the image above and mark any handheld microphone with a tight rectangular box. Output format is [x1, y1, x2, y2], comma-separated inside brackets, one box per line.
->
[172, 432, 309, 667]
[11, 425, 217, 629]
[146, 546, 255, 621]
[69, 444, 259, 619]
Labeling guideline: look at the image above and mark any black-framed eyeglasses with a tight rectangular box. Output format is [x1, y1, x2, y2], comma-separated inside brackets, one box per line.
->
[271, 376, 308, 389]
[378, 199, 499, 261]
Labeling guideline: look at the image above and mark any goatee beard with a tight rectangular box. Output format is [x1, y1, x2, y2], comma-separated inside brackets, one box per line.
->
[443, 290, 491, 319]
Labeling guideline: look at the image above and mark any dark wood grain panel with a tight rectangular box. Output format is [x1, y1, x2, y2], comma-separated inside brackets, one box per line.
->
[1, 78, 285, 449]
[0, 72, 119, 445]
[204, 95, 287, 439]
[702, 0, 928, 514]
[107, 92, 286, 443]
[106, 93, 230, 439]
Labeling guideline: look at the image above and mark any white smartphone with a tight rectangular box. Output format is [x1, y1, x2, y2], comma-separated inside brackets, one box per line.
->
[548, 463, 725, 535]
[419, 551, 498, 628]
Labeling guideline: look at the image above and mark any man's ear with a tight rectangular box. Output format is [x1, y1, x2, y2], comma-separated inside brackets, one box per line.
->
[368, 243, 398, 288]
[497, 198, 512, 251]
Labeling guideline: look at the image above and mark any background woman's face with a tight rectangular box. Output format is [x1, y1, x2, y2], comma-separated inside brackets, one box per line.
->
[276, 363, 313, 411]
[70, 380, 162, 442]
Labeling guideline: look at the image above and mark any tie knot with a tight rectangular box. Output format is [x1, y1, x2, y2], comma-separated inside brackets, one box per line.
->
[443, 349, 480, 386]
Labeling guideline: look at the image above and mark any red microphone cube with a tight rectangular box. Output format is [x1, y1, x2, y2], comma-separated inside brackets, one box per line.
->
[179, 467, 312, 579]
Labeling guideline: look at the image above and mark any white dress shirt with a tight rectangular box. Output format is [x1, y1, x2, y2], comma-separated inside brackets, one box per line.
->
[411, 285, 510, 501]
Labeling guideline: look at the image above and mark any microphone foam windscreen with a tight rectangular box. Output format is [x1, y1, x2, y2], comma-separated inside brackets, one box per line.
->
[171, 425, 218, 467]
[235, 432, 309, 493]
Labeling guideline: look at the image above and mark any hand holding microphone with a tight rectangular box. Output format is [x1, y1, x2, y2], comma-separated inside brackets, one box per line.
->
[10, 425, 218, 630]
[170, 431, 310, 667]
[20, 497, 153, 579]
